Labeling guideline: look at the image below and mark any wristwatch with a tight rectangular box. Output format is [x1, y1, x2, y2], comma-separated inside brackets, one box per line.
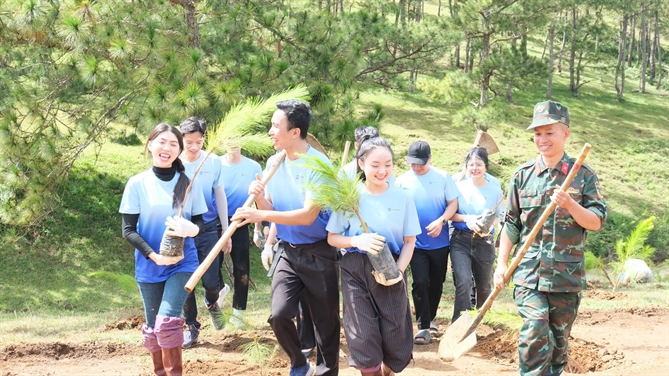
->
[441, 217, 448, 226]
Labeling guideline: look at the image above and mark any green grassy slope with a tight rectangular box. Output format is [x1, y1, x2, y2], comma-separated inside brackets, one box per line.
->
[0, 64, 667, 315]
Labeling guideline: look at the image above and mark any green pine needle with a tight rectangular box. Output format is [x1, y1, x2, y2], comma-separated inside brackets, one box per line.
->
[205, 86, 310, 156]
[300, 154, 367, 230]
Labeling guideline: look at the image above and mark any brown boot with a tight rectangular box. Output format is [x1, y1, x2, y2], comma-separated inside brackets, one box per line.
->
[150, 351, 167, 376]
[161, 346, 183, 376]
[381, 363, 395, 376]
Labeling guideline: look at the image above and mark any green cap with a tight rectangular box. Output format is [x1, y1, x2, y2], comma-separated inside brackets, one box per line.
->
[527, 100, 570, 130]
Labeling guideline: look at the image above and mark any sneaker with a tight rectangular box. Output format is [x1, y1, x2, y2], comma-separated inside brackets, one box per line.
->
[289, 362, 314, 376]
[182, 324, 199, 348]
[229, 308, 247, 329]
[216, 284, 230, 308]
[208, 302, 225, 330]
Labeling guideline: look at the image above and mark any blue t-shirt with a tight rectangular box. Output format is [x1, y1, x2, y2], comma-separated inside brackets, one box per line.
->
[119, 170, 208, 283]
[454, 172, 502, 191]
[265, 146, 331, 245]
[182, 151, 224, 224]
[452, 178, 504, 232]
[395, 167, 460, 250]
[341, 159, 395, 184]
[327, 184, 421, 255]
[220, 155, 263, 215]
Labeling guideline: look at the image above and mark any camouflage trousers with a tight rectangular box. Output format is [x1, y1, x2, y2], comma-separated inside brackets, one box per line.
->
[513, 286, 581, 376]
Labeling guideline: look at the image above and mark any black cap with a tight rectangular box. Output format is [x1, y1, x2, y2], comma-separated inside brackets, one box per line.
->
[407, 140, 431, 165]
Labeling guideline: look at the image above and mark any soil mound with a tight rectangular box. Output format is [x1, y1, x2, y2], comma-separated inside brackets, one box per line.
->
[0, 341, 140, 361]
[103, 314, 145, 331]
[474, 329, 625, 373]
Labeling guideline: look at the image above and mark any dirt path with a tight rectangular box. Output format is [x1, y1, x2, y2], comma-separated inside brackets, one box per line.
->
[1, 306, 667, 375]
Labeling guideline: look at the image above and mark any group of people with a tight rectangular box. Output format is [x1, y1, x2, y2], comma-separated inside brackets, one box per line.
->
[120, 98, 607, 376]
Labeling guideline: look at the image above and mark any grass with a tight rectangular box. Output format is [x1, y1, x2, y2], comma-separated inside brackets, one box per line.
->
[0, 35, 668, 350]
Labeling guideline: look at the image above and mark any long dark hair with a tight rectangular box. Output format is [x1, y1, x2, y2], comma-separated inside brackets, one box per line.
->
[146, 123, 190, 210]
[355, 135, 393, 181]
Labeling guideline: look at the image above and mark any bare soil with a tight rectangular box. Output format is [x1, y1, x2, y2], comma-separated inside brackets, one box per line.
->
[1, 299, 667, 375]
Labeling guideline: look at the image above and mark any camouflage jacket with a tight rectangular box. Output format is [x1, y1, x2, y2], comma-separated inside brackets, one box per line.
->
[504, 152, 607, 292]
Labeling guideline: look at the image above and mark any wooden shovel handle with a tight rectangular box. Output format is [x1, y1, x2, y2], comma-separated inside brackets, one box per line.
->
[341, 140, 351, 166]
[460, 143, 591, 341]
[184, 150, 287, 292]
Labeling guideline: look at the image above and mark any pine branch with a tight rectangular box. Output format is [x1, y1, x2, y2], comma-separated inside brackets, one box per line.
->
[300, 154, 367, 231]
[205, 86, 310, 157]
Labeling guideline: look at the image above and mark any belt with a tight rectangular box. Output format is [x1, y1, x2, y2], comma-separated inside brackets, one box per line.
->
[454, 228, 493, 240]
[282, 238, 329, 249]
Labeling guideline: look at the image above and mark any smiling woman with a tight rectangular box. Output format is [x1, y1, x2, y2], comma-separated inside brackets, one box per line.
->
[120, 122, 207, 375]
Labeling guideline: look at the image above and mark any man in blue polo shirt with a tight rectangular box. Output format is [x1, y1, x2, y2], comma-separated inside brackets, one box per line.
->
[395, 140, 460, 345]
[231, 100, 338, 376]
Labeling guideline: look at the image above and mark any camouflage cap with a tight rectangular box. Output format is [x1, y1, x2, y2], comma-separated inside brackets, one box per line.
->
[527, 101, 570, 130]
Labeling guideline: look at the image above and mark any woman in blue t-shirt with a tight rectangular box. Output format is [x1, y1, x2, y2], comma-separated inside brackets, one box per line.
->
[450, 147, 503, 323]
[119, 123, 207, 375]
[327, 136, 421, 376]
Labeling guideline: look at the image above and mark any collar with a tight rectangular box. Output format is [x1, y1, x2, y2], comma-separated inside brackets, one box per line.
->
[534, 152, 571, 177]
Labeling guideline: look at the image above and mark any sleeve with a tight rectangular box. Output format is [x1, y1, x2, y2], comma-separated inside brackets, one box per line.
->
[403, 195, 422, 237]
[212, 156, 225, 189]
[122, 213, 154, 258]
[263, 154, 277, 198]
[444, 174, 461, 201]
[191, 214, 205, 234]
[119, 177, 140, 214]
[326, 210, 350, 235]
[581, 169, 607, 226]
[305, 155, 332, 201]
[494, 186, 505, 217]
[503, 173, 522, 245]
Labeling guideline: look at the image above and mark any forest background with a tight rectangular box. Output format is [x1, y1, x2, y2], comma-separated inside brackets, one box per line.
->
[0, 0, 668, 314]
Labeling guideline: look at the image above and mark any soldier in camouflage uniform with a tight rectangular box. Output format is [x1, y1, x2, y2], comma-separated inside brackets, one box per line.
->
[493, 100, 607, 376]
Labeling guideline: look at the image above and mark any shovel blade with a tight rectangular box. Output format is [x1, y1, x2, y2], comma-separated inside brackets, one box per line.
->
[476, 131, 499, 154]
[438, 314, 477, 362]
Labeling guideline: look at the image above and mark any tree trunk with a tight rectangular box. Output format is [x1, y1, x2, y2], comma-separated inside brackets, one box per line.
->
[628, 14, 635, 67]
[505, 78, 514, 103]
[650, 7, 658, 80]
[541, 29, 550, 60]
[438, 0, 442, 17]
[415, 0, 422, 22]
[547, 25, 555, 99]
[569, 6, 577, 93]
[640, 5, 647, 93]
[656, 2, 663, 89]
[480, 32, 491, 106]
[464, 38, 471, 73]
[178, 0, 201, 49]
[557, 31, 566, 73]
[615, 14, 629, 101]
[454, 43, 460, 69]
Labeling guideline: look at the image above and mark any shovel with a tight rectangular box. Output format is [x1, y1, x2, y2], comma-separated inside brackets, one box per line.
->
[438, 143, 592, 362]
[185, 150, 287, 292]
[456, 130, 500, 182]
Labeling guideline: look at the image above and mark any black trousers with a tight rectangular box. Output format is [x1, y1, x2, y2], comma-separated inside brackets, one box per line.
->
[269, 240, 340, 375]
[228, 220, 250, 310]
[297, 292, 316, 351]
[409, 246, 450, 330]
